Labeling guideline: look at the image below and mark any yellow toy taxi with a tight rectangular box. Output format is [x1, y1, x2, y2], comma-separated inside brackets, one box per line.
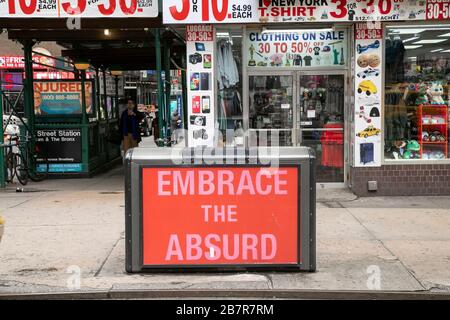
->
[356, 125, 381, 139]
[358, 80, 378, 96]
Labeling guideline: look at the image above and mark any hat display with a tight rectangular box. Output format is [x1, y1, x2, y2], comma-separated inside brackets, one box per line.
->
[369, 107, 380, 117]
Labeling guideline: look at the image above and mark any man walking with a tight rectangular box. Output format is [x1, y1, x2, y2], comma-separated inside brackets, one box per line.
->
[119, 99, 144, 155]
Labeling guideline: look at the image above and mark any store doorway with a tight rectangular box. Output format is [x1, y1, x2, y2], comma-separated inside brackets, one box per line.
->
[248, 71, 347, 183]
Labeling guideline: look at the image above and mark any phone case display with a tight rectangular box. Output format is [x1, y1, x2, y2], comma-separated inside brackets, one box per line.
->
[418, 104, 448, 159]
[186, 25, 215, 147]
[354, 27, 383, 167]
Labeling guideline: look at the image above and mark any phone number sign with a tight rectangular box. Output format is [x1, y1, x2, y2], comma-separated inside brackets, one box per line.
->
[0, 0, 158, 17]
[164, 0, 431, 24]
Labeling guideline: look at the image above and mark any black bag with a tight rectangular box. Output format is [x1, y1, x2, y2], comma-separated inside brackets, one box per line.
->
[107, 131, 123, 145]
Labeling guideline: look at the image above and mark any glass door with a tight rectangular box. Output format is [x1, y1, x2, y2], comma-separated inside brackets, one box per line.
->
[297, 73, 346, 183]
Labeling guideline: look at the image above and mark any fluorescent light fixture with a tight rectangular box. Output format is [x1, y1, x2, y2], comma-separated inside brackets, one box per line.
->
[413, 39, 447, 44]
[403, 36, 420, 43]
[430, 48, 444, 52]
[262, 28, 333, 33]
[438, 32, 450, 37]
[442, 49, 450, 53]
[216, 32, 230, 36]
[390, 28, 426, 34]
[232, 35, 243, 38]
[391, 25, 450, 29]
[408, 57, 417, 60]
[404, 45, 423, 49]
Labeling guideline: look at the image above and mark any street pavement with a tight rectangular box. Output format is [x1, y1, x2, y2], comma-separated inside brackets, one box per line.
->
[0, 139, 450, 296]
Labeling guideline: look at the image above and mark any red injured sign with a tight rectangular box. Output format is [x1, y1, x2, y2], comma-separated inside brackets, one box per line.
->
[142, 167, 299, 265]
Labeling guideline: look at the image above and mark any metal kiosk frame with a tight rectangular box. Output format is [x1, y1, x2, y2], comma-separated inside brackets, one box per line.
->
[125, 147, 316, 272]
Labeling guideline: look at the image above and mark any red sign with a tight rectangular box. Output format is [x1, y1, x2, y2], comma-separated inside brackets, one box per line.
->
[427, 0, 450, 20]
[142, 167, 299, 265]
[0, 55, 56, 69]
[355, 22, 383, 40]
[186, 25, 214, 42]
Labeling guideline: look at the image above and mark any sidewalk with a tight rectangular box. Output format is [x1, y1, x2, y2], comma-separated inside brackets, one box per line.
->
[0, 157, 450, 296]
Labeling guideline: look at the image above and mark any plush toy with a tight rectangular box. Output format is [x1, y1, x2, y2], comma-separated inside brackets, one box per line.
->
[427, 82, 445, 105]
[394, 140, 420, 159]
[415, 82, 429, 105]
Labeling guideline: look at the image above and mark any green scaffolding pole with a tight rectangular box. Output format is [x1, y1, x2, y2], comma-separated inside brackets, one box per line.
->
[0, 89, 4, 188]
[80, 70, 89, 172]
[164, 40, 171, 141]
[23, 40, 35, 174]
[154, 28, 165, 146]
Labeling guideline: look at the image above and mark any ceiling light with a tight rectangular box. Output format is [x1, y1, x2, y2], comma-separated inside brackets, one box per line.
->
[104, 29, 110, 36]
[390, 25, 450, 29]
[404, 45, 423, 49]
[262, 28, 333, 34]
[403, 36, 420, 43]
[74, 61, 90, 70]
[216, 32, 230, 36]
[442, 49, 450, 53]
[430, 48, 444, 52]
[438, 32, 450, 37]
[413, 39, 447, 44]
[389, 28, 426, 34]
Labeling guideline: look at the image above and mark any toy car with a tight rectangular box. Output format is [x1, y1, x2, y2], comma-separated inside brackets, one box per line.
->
[358, 94, 380, 107]
[357, 68, 380, 79]
[358, 80, 378, 96]
[357, 40, 380, 54]
[356, 125, 381, 139]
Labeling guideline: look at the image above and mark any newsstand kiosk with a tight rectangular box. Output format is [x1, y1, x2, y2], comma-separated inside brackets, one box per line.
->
[125, 146, 316, 272]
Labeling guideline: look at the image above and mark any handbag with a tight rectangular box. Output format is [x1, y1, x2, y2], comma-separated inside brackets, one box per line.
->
[107, 130, 123, 145]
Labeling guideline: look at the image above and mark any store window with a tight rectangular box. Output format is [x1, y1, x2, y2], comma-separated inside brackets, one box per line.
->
[216, 27, 243, 145]
[384, 25, 450, 161]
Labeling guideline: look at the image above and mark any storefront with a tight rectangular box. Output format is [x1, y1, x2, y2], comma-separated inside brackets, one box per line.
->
[163, 0, 450, 195]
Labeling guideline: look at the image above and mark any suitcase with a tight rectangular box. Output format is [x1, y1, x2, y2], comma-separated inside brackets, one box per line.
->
[360, 143, 374, 164]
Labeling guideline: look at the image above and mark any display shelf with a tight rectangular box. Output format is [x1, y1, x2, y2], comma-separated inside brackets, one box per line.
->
[417, 104, 448, 159]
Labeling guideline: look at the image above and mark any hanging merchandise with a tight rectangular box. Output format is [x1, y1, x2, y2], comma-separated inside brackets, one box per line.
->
[320, 122, 344, 168]
[217, 39, 239, 90]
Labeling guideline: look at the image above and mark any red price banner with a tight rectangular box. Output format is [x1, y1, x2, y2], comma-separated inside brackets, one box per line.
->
[355, 22, 383, 40]
[186, 25, 214, 42]
[142, 167, 299, 265]
[2, 0, 158, 17]
[427, 0, 450, 19]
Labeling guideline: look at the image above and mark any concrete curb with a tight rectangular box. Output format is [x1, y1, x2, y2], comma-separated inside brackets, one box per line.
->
[1, 289, 450, 300]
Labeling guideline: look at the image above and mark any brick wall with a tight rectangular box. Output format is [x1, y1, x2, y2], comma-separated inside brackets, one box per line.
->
[350, 164, 450, 196]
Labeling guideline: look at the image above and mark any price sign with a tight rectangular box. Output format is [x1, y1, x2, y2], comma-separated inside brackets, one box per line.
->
[164, 0, 428, 24]
[427, 0, 450, 20]
[165, 0, 257, 23]
[355, 22, 383, 40]
[186, 25, 214, 41]
[0, 0, 158, 17]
